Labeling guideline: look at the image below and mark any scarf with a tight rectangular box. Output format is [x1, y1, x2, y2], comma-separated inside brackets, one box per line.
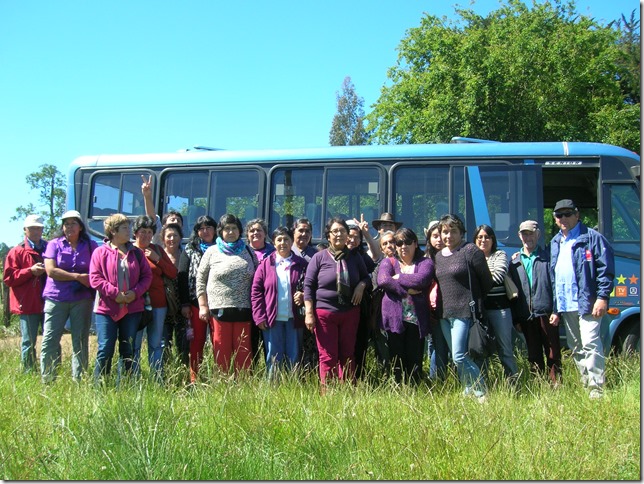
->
[327, 248, 351, 304]
[216, 236, 246, 256]
[199, 239, 215, 254]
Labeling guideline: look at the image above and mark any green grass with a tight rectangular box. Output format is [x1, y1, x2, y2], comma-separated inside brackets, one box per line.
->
[0, 324, 639, 480]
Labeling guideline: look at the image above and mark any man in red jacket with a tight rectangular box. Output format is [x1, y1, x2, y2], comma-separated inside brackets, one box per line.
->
[3, 215, 48, 372]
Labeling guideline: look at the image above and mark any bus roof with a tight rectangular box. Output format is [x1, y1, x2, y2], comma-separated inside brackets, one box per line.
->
[69, 141, 639, 169]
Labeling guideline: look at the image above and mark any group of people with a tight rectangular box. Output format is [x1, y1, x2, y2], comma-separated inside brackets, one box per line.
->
[4, 194, 615, 399]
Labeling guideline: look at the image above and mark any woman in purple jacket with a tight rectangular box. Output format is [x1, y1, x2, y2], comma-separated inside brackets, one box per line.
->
[89, 213, 152, 384]
[251, 226, 307, 378]
[377, 228, 434, 384]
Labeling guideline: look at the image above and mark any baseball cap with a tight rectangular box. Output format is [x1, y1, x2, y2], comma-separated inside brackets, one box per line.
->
[61, 210, 82, 221]
[553, 199, 577, 212]
[519, 220, 539, 232]
[23, 214, 44, 228]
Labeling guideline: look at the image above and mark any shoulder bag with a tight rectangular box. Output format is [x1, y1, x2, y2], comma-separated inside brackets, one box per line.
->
[504, 274, 519, 300]
[466, 256, 496, 359]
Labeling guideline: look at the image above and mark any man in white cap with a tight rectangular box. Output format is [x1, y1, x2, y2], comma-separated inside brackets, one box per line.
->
[548, 199, 615, 399]
[507, 220, 561, 385]
[3, 215, 48, 372]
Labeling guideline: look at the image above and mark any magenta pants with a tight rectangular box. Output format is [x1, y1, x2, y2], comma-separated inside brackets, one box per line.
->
[314, 306, 360, 385]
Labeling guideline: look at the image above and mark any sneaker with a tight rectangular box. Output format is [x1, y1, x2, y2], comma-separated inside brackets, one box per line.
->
[589, 389, 603, 399]
[477, 395, 487, 404]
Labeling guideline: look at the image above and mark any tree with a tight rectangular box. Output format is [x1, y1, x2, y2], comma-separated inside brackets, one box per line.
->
[366, 0, 640, 153]
[329, 76, 368, 146]
[11, 164, 66, 239]
[612, 10, 640, 106]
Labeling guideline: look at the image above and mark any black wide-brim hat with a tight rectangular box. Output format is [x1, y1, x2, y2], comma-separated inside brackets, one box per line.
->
[372, 212, 402, 231]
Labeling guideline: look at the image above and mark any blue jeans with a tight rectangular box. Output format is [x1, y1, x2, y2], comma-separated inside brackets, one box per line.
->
[427, 321, 449, 380]
[20, 313, 43, 372]
[93, 311, 141, 384]
[41, 298, 93, 382]
[134, 307, 167, 382]
[476, 308, 519, 380]
[441, 317, 485, 397]
[262, 319, 303, 378]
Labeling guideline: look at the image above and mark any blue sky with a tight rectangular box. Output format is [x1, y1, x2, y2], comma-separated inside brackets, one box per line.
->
[0, 0, 639, 246]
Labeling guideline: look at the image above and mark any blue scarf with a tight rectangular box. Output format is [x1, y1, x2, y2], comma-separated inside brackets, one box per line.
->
[216, 237, 246, 256]
[199, 239, 215, 254]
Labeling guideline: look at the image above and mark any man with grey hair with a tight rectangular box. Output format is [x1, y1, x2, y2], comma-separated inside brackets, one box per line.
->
[548, 199, 614, 399]
[508, 220, 560, 384]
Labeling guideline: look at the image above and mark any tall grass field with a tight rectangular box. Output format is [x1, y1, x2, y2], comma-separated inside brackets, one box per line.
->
[0, 322, 639, 480]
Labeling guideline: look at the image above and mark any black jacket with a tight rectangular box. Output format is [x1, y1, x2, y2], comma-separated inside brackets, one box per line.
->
[508, 246, 552, 322]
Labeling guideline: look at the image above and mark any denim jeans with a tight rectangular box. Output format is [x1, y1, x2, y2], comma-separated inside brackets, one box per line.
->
[41, 298, 93, 382]
[427, 321, 449, 380]
[134, 306, 167, 382]
[262, 319, 303, 378]
[561, 311, 605, 390]
[440, 317, 485, 397]
[476, 308, 519, 380]
[93, 311, 142, 385]
[20, 313, 43, 372]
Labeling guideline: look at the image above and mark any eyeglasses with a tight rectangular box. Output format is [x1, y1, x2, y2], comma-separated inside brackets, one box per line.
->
[395, 239, 414, 247]
[476, 235, 491, 241]
[63, 221, 79, 228]
[330, 228, 347, 235]
[554, 211, 576, 219]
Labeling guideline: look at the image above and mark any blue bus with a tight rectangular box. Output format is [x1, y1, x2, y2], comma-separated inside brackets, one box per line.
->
[67, 139, 640, 353]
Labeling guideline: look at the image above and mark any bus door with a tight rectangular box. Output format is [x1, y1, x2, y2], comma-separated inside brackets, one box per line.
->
[600, 179, 640, 350]
[463, 164, 543, 250]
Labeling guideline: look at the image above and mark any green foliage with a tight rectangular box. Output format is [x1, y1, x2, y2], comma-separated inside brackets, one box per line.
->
[366, 0, 640, 152]
[11, 164, 66, 239]
[0, 336, 639, 480]
[329, 76, 368, 146]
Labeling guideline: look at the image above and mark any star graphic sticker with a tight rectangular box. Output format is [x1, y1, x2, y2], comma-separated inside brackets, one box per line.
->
[629, 274, 639, 285]
[616, 274, 626, 284]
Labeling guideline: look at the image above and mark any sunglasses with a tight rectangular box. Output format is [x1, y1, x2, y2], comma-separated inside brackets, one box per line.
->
[395, 239, 414, 247]
[554, 211, 576, 219]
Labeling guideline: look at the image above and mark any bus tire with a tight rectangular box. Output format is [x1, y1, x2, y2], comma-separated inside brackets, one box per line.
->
[617, 318, 640, 355]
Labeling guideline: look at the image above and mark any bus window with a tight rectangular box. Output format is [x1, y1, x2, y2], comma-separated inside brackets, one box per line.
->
[606, 183, 640, 257]
[466, 165, 542, 246]
[88, 172, 147, 234]
[271, 168, 323, 237]
[162, 171, 208, 230]
[208, 169, 262, 228]
[326, 167, 381, 238]
[393, 165, 450, 241]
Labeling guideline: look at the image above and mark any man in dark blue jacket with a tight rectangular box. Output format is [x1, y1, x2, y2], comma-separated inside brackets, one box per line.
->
[508, 220, 561, 384]
[549, 199, 615, 399]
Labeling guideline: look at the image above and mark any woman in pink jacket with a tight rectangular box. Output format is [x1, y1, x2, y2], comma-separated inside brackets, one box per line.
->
[89, 213, 152, 384]
[251, 226, 307, 378]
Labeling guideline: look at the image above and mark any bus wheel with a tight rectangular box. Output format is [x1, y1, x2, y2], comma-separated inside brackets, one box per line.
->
[618, 318, 640, 355]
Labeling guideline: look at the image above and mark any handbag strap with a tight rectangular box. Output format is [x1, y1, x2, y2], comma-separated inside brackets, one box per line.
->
[464, 248, 479, 320]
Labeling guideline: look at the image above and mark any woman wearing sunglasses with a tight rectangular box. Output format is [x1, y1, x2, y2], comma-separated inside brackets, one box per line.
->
[377, 227, 434, 384]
